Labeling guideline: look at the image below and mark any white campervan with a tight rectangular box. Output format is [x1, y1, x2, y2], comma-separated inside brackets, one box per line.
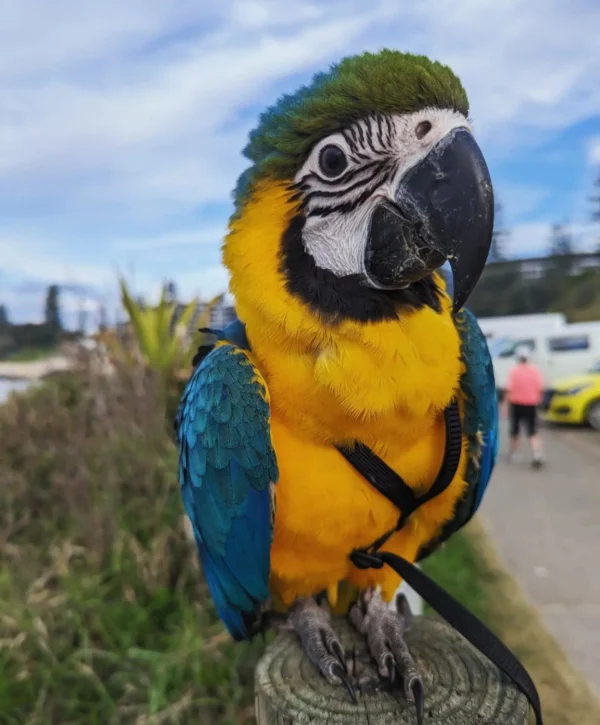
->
[477, 313, 566, 342]
[491, 322, 600, 392]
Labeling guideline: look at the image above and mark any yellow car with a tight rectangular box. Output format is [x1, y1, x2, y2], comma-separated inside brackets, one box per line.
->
[542, 362, 600, 430]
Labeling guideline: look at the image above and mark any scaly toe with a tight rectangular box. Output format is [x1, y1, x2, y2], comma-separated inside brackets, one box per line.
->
[289, 597, 356, 702]
[351, 588, 425, 715]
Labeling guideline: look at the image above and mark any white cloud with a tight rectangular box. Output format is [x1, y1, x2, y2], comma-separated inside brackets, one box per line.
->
[176, 265, 231, 300]
[0, 0, 398, 207]
[0, 235, 104, 288]
[2, 0, 600, 321]
[413, 0, 600, 141]
[0, 225, 231, 326]
[0, 2, 210, 79]
[3, 0, 600, 210]
[118, 226, 227, 251]
[589, 137, 600, 165]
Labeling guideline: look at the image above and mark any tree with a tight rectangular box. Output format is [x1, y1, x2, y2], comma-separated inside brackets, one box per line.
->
[590, 171, 600, 252]
[78, 308, 88, 336]
[549, 223, 573, 257]
[590, 171, 600, 223]
[547, 223, 574, 280]
[0, 304, 9, 327]
[97, 302, 108, 332]
[44, 284, 62, 334]
[489, 199, 509, 262]
[164, 280, 178, 304]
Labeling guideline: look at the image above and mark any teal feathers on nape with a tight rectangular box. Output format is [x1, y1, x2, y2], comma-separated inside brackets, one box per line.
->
[234, 49, 469, 207]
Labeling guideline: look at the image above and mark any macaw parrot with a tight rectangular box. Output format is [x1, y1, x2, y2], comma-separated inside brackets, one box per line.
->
[176, 49, 498, 722]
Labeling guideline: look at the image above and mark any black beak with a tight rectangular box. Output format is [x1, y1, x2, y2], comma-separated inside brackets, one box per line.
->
[364, 128, 494, 312]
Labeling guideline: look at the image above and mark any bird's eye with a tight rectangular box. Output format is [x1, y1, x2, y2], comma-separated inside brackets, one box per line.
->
[318, 144, 348, 178]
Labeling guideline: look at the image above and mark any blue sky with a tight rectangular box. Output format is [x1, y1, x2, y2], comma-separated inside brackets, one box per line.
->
[1, 0, 600, 328]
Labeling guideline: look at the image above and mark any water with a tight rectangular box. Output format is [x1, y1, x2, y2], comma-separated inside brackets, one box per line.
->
[0, 378, 32, 403]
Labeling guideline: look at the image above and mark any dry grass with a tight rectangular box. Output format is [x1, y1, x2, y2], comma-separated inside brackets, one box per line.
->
[0, 357, 265, 725]
[424, 519, 600, 725]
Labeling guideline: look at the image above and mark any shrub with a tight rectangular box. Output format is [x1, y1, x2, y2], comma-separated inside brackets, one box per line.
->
[0, 357, 263, 725]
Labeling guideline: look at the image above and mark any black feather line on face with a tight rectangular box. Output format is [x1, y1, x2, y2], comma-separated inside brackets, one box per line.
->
[279, 213, 442, 323]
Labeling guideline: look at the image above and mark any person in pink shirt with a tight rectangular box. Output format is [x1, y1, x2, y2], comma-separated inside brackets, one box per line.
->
[506, 346, 545, 467]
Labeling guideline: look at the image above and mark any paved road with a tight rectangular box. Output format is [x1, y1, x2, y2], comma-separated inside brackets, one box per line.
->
[481, 421, 600, 695]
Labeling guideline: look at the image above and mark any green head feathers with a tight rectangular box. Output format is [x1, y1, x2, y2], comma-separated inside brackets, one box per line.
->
[234, 49, 469, 207]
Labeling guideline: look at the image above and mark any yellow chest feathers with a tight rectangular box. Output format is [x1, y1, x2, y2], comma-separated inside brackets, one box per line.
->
[251, 309, 461, 448]
[223, 181, 466, 604]
[224, 181, 463, 449]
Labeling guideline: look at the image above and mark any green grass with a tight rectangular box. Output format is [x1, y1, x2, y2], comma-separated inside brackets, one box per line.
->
[0, 559, 266, 725]
[0, 362, 265, 725]
[421, 528, 491, 622]
[7, 345, 57, 362]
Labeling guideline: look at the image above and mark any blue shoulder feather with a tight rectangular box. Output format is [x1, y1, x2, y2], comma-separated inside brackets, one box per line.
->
[457, 308, 499, 514]
[176, 344, 278, 639]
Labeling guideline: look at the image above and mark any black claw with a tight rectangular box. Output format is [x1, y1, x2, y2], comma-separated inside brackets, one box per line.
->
[387, 658, 396, 685]
[332, 663, 357, 703]
[350, 646, 358, 678]
[329, 639, 346, 669]
[410, 678, 425, 725]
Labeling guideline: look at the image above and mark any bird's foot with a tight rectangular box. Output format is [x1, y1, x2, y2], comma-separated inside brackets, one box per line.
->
[288, 597, 356, 702]
[350, 588, 424, 724]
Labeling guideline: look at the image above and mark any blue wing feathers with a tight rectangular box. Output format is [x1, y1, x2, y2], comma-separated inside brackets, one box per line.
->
[176, 344, 278, 639]
[473, 428, 494, 511]
[457, 308, 499, 515]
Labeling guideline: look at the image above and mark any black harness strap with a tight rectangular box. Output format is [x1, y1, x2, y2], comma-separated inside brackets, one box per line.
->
[338, 398, 543, 725]
[337, 398, 462, 533]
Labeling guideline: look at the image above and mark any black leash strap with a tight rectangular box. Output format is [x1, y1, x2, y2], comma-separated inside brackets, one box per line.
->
[350, 550, 543, 725]
[340, 399, 543, 724]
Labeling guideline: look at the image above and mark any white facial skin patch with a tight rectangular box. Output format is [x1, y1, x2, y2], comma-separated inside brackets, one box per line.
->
[294, 108, 472, 281]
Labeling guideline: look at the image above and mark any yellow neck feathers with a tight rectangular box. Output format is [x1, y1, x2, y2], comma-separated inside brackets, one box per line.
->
[223, 181, 462, 444]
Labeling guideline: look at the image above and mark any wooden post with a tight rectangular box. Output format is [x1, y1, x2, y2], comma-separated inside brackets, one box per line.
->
[255, 616, 528, 725]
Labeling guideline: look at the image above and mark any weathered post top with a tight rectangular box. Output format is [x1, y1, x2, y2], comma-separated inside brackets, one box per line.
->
[255, 616, 528, 725]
